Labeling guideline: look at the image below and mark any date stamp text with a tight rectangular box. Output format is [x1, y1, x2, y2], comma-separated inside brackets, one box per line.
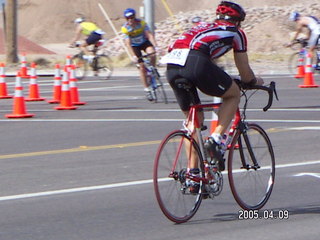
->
[238, 210, 289, 220]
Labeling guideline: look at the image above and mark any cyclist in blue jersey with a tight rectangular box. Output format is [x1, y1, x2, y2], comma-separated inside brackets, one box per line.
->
[121, 8, 158, 101]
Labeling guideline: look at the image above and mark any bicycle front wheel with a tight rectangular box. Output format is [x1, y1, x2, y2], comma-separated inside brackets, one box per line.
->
[153, 130, 204, 223]
[152, 69, 168, 104]
[72, 55, 88, 80]
[288, 52, 300, 75]
[94, 55, 113, 79]
[228, 123, 275, 210]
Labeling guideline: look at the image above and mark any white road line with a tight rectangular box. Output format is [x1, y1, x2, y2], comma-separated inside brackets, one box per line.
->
[294, 173, 320, 178]
[0, 159, 320, 202]
[0, 119, 319, 123]
[286, 127, 320, 130]
[0, 179, 153, 201]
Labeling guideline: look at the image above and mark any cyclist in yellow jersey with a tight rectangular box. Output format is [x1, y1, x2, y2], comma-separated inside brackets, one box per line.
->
[121, 8, 158, 101]
[70, 17, 105, 60]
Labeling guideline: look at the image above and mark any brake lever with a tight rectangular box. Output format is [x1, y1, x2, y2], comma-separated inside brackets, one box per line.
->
[273, 83, 279, 101]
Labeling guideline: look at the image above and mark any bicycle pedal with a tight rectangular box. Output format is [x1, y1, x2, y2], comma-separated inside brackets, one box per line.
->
[218, 158, 225, 171]
[201, 125, 207, 131]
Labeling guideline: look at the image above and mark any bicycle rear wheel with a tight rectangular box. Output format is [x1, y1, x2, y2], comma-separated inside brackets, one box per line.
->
[153, 130, 204, 223]
[94, 55, 113, 79]
[228, 123, 275, 210]
[152, 69, 168, 104]
[71, 55, 88, 80]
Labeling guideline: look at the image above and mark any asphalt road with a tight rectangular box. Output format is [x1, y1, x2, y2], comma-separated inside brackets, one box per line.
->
[0, 72, 319, 240]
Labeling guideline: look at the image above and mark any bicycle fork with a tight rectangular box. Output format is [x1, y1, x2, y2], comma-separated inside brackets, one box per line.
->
[237, 122, 260, 170]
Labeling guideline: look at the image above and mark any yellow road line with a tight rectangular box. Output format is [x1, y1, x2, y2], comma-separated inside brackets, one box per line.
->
[0, 126, 307, 160]
[0, 140, 161, 160]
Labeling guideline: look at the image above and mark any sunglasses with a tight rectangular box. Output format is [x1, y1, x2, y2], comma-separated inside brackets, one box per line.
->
[126, 15, 135, 20]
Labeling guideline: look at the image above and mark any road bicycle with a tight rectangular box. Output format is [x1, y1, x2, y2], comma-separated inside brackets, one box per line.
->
[153, 79, 278, 223]
[288, 38, 320, 75]
[71, 39, 113, 80]
[139, 53, 168, 104]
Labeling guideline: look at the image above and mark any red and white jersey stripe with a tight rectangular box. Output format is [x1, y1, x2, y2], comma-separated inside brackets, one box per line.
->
[169, 20, 247, 59]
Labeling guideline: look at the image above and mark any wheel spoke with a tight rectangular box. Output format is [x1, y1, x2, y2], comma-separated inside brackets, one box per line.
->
[228, 123, 275, 210]
[153, 130, 203, 223]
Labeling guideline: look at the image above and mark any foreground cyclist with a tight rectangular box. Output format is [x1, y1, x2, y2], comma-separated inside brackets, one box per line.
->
[163, 1, 263, 171]
[121, 8, 158, 101]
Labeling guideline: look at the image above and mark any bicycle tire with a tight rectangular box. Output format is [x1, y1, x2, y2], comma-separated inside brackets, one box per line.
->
[153, 70, 168, 104]
[227, 123, 275, 210]
[71, 54, 88, 80]
[288, 52, 300, 75]
[288, 51, 318, 75]
[153, 130, 204, 223]
[94, 54, 113, 79]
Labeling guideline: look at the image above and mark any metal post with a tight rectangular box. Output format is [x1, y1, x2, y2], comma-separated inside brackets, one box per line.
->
[5, 0, 18, 64]
[144, 0, 155, 33]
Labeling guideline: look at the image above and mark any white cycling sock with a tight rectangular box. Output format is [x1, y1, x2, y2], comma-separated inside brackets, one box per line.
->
[210, 133, 222, 144]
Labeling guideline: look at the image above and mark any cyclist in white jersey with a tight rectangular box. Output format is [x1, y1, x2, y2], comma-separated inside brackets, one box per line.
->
[287, 12, 320, 69]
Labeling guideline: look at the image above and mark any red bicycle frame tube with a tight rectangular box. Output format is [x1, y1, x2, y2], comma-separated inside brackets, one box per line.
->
[185, 103, 241, 135]
[168, 103, 242, 182]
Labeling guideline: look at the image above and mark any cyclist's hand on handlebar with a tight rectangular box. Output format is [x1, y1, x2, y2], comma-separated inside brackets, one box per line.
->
[69, 42, 78, 48]
[285, 42, 293, 48]
[69, 41, 81, 48]
[131, 55, 138, 64]
[255, 76, 264, 86]
[234, 76, 263, 89]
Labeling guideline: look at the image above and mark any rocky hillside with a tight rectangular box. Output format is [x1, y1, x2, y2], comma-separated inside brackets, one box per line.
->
[105, 2, 320, 57]
[3, 0, 319, 70]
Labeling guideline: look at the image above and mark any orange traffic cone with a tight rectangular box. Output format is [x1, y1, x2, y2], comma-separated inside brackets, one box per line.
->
[210, 97, 221, 134]
[0, 63, 13, 99]
[25, 63, 46, 101]
[47, 64, 62, 104]
[69, 65, 86, 105]
[299, 53, 319, 88]
[20, 53, 29, 78]
[294, 54, 305, 78]
[5, 72, 34, 118]
[65, 55, 72, 71]
[54, 67, 77, 110]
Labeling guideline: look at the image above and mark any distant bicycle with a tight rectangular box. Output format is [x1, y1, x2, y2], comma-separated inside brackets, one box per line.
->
[139, 53, 168, 104]
[70, 39, 113, 80]
[288, 38, 320, 75]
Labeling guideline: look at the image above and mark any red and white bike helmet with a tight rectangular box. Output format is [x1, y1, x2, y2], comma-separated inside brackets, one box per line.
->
[216, 1, 246, 22]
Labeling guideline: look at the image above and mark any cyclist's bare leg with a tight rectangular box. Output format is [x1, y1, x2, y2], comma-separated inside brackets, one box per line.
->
[145, 46, 156, 67]
[80, 42, 90, 56]
[138, 62, 149, 88]
[183, 110, 204, 169]
[214, 81, 240, 135]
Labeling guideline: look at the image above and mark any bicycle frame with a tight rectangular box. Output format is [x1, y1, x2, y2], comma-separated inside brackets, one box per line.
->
[184, 103, 241, 158]
[291, 39, 320, 71]
[179, 80, 277, 182]
[153, 81, 277, 222]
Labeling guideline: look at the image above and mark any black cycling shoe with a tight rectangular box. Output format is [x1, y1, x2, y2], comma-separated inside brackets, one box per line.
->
[188, 168, 200, 194]
[145, 90, 154, 101]
[204, 137, 225, 171]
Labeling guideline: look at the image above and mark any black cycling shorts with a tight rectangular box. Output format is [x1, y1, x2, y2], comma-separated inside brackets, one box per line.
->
[132, 40, 154, 63]
[166, 50, 233, 111]
[86, 32, 102, 45]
